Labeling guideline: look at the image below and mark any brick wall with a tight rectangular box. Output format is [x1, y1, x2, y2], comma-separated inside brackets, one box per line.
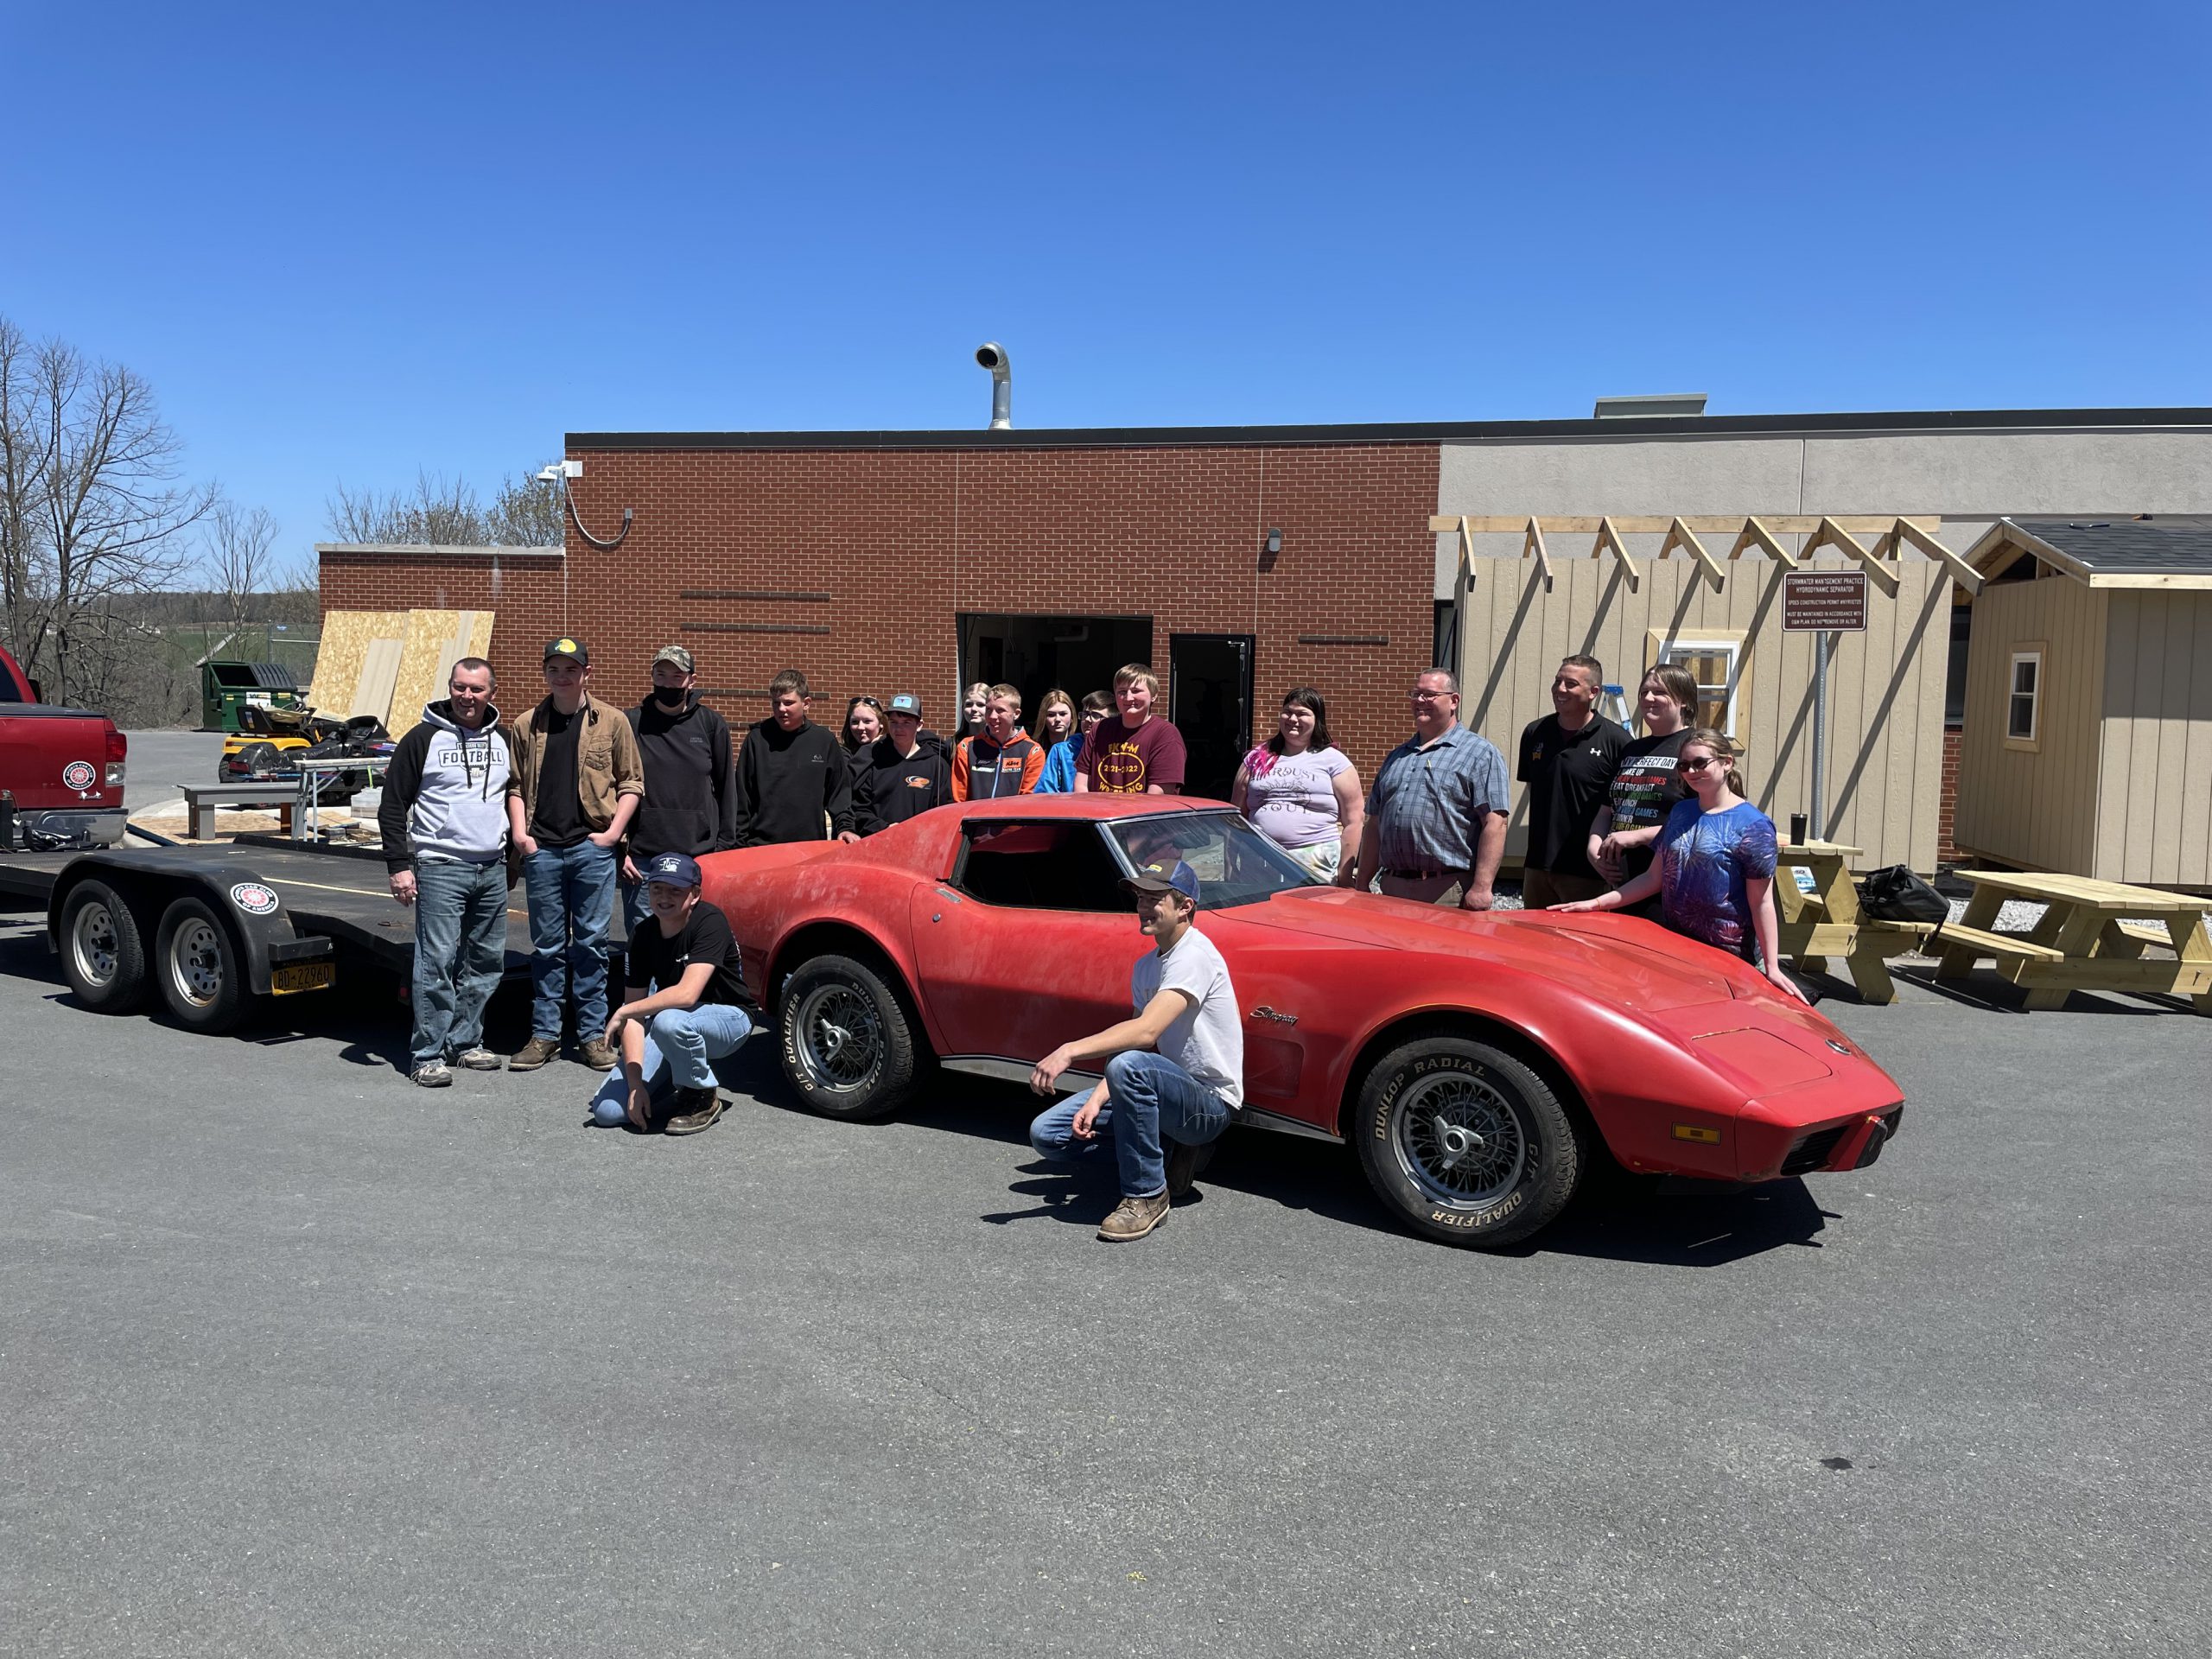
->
[321, 442, 1440, 785]
[1938, 724, 1961, 864]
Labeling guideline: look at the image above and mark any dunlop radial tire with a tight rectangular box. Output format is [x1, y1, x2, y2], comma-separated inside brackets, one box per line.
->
[1353, 1037, 1581, 1249]
[777, 953, 919, 1121]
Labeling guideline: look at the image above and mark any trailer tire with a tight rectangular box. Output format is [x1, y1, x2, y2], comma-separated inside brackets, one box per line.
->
[155, 896, 252, 1033]
[60, 880, 149, 1013]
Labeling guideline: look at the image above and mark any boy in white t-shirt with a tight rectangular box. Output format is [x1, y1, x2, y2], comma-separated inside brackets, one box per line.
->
[1028, 858, 1243, 1243]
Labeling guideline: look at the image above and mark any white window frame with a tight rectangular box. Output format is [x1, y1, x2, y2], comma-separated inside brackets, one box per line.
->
[1660, 636, 1743, 738]
[2005, 645, 2044, 751]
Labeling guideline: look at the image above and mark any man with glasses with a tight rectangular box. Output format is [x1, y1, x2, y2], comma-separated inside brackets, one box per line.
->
[1342, 669, 1510, 909]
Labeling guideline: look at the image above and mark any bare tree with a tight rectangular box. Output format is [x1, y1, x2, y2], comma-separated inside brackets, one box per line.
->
[0, 316, 213, 704]
[327, 472, 488, 545]
[485, 464, 564, 546]
[204, 499, 281, 634]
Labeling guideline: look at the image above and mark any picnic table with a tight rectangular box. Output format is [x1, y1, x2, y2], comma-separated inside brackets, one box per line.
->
[1771, 839, 1935, 1005]
[1935, 869, 2212, 1013]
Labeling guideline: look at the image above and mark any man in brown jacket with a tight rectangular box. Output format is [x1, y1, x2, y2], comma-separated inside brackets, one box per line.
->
[505, 638, 645, 1070]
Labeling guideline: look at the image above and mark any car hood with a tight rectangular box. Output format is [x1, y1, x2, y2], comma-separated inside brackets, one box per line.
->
[1235, 887, 1743, 1012]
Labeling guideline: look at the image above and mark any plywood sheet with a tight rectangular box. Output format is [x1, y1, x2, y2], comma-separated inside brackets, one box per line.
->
[309, 608, 410, 720]
[352, 636, 404, 723]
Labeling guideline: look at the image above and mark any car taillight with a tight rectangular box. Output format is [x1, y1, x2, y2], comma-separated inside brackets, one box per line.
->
[105, 726, 127, 787]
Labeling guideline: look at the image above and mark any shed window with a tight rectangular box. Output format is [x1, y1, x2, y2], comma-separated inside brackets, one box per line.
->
[2007, 651, 2041, 743]
[1662, 639, 1740, 737]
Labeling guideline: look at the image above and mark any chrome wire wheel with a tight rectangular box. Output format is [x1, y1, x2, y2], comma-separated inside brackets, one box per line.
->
[793, 982, 882, 1093]
[168, 917, 226, 1008]
[1395, 1071, 1528, 1208]
[70, 899, 121, 988]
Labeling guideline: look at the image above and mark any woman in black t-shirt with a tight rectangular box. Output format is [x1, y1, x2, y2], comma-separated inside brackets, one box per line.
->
[1587, 664, 1700, 918]
[588, 852, 753, 1136]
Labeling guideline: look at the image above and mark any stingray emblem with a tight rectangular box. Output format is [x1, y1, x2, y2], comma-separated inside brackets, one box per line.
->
[1251, 1006, 1300, 1027]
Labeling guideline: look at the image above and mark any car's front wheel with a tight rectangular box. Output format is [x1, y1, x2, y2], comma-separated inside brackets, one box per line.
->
[1353, 1035, 1583, 1248]
[777, 952, 920, 1120]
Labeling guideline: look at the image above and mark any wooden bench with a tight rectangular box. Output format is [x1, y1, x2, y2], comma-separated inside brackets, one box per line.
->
[1931, 923, 2065, 970]
[181, 784, 296, 840]
[1936, 870, 2212, 1013]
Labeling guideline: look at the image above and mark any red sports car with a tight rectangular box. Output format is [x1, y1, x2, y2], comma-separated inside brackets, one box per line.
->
[702, 797, 1904, 1249]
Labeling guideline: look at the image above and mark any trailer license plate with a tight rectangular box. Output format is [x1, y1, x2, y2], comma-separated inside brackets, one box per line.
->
[272, 963, 335, 995]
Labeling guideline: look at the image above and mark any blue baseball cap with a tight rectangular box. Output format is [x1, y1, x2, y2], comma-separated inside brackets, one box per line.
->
[1122, 859, 1199, 904]
[642, 852, 702, 889]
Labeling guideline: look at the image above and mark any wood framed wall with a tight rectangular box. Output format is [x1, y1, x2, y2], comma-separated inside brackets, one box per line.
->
[1456, 553, 1951, 871]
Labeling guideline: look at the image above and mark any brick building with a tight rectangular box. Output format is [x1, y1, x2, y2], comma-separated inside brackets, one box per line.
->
[321, 405, 2212, 854]
[321, 428, 1443, 798]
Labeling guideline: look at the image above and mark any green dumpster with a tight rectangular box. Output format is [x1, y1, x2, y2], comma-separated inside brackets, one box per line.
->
[200, 661, 302, 733]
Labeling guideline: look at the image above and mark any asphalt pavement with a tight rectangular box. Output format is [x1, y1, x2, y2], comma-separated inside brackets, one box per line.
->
[0, 918, 2205, 1657]
[121, 729, 226, 813]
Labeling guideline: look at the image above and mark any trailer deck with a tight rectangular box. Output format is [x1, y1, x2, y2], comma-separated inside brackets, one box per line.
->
[0, 835, 620, 977]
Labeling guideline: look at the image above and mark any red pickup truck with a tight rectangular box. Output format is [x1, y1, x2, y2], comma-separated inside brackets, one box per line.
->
[0, 642, 129, 848]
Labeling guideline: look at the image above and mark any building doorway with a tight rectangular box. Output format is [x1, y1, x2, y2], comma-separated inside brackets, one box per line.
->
[956, 613, 1153, 735]
[1167, 632, 1254, 801]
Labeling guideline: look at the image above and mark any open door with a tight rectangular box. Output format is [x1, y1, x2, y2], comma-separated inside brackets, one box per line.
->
[1167, 633, 1254, 801]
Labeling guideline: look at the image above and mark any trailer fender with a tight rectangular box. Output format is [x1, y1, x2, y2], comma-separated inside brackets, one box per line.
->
[46, 853, 335, 997]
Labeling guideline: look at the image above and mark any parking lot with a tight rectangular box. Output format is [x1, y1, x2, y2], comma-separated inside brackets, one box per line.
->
[2, 904, 2206, 1658]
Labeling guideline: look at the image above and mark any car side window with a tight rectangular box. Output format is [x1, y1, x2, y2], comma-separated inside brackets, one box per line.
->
[954, 822, 1128, 912]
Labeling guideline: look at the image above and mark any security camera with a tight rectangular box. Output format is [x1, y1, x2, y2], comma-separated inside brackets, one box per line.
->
[535, 464, 563, 483]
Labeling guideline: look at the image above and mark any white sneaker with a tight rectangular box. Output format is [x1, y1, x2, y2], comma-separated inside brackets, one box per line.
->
[410, 1060, 453, 1088]
[454, 1048, 501, 1071]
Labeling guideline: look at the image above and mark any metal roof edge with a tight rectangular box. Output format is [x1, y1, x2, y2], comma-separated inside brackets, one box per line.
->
[315, 543, 565, 557]
[566, 407, 2212, 453]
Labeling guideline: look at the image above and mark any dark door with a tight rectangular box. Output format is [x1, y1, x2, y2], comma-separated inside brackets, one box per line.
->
[1168, 633, 1254, 801]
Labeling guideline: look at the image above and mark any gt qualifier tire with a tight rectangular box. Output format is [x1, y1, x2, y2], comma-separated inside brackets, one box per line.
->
[1354, 1036, 1583, 1249]
[60, 880, 149, 1012]
[778, 953, 919, 1120]
[154, 896, 251, 1033]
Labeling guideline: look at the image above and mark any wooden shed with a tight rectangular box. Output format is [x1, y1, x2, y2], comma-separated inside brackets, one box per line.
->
[1440, 514, 1978, 873]
[1952, 518, 2212, 889]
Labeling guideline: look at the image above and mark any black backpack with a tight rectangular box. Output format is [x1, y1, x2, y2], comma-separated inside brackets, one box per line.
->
[1859, 864, 1948, 925]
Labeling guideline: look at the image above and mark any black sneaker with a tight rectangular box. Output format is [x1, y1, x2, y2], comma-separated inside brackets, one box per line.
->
[662, 1087, 726, 1136]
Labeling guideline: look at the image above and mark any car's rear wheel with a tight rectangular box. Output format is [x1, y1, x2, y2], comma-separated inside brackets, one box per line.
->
[1353, 1036, 1582, 1248]
[777, 952, 919, 1120]
[155, 896, 252, 1033]
[60, 879, 148, 1012]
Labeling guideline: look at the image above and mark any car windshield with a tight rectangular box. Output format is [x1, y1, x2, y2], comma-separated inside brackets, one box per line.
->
[1104, 811, 1319, 910]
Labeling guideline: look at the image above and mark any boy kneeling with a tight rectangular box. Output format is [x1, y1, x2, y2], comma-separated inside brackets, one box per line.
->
[1027, 859, 1243, 1242]
[591, 852, 753, 1135]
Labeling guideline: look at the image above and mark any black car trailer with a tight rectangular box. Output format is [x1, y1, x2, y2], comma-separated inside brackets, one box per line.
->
[0, 830, 570, 1034]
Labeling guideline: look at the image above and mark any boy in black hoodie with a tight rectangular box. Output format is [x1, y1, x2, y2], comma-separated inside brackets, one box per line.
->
[623, 645, 736, 934]
[734, 668, 853, 846]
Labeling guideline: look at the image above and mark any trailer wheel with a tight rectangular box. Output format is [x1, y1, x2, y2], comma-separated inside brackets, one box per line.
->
[60, 880, 149, 1013]
[155, 896, 252, 1033]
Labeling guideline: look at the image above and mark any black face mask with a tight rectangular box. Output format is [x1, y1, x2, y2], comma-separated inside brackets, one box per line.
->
[652, 686, 688, 709]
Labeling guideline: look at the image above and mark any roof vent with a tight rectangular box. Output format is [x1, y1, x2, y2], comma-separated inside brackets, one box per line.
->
[1593, 392, 1707, 419]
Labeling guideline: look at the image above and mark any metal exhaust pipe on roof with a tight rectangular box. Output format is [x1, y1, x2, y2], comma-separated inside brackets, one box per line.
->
[975, 342, 1011, 429]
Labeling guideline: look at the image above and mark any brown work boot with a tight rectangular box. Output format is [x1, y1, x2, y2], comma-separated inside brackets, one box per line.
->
[509, 1036, 562, 1071]
[1164, 1138, 1219, 1199]
[662, 1087, 726, 1136]
[577, 1039, 620, 1071]
[1097, 1190, 1171, 1243]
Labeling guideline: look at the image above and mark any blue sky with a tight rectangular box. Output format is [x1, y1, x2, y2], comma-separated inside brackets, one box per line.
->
[4, 1, 2205, 568]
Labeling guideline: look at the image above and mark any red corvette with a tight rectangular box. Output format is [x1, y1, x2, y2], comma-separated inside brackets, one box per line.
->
[702, 796, 1904, 1249]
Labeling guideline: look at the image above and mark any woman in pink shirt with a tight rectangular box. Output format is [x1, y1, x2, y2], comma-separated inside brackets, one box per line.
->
[1230, 687, 1363, 881]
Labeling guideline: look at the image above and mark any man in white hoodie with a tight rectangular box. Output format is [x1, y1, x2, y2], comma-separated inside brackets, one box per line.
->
[378, 658, 517, 1087]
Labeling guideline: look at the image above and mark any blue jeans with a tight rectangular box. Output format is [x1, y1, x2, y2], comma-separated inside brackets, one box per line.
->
[1027, 1051, 1234, 1198]
[410, 857, 509, 1067]
[589, 1004, 754, 1126]
[521, 839, 619, 1041]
